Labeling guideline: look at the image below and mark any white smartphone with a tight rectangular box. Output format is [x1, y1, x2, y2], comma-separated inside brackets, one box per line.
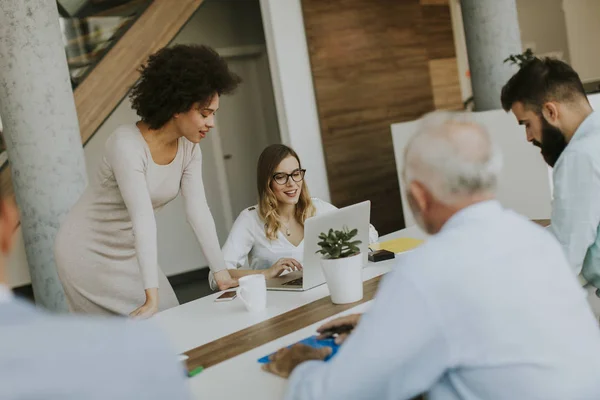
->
[214, 290, 237, 302]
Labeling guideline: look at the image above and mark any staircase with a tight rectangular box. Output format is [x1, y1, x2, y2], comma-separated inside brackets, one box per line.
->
[0, 0, 204, 197]
[60, 0, 152, 88]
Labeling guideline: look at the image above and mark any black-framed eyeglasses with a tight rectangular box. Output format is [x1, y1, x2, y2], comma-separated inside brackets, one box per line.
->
[272, 169, 306, 185]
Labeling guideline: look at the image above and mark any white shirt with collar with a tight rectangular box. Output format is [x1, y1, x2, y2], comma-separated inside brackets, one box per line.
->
[0, 287, 192, 400]
[210, 198, 378, 290]
[551, 111, 600, 293]
[286, 201, 600, 400]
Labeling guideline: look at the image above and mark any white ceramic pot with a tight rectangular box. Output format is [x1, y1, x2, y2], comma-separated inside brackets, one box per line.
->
[320, 252, 364, 304]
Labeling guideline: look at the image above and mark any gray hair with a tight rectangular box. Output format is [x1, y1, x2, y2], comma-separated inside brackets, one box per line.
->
[402, 111, 503, 204]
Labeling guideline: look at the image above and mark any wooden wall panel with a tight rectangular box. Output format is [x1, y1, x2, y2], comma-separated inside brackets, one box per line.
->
[301, 0, 459, 233]
[421, 5, 455, 60]
[429, 58, 463, 110]
[425, 5, 463, 112]
[420, 0, 448, 4]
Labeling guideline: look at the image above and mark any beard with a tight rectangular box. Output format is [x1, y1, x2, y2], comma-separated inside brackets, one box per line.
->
[532, 116, 568, 167]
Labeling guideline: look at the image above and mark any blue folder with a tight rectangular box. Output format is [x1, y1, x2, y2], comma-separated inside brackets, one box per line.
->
[258, 335, 340, 363]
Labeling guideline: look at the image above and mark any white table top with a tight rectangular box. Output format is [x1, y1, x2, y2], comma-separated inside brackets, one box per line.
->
[189, 302, 373, 399]
[154, 225, 426, 398]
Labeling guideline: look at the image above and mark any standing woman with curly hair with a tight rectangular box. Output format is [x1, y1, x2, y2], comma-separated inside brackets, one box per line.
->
[55, 45, 240, 318]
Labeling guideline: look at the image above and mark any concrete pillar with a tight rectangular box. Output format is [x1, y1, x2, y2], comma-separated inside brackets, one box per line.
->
[0, 0, 87, 311]
[460, 0, 523, 111]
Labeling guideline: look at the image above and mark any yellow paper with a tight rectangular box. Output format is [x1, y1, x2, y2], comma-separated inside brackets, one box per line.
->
[371, 238, 424, 254]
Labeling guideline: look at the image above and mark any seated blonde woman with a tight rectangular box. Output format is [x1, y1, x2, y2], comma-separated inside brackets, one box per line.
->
[209, 144, 378, 290]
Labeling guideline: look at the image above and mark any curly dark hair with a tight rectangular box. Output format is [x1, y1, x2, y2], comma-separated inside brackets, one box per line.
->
[130, 44, 241, 129]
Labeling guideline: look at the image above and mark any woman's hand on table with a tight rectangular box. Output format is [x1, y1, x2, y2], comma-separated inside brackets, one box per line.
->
[130, 287, 159, 319]
[214, 269, 239, 290]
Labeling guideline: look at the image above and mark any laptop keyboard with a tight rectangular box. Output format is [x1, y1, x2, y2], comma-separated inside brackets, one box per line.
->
[283, 277, 303, 286]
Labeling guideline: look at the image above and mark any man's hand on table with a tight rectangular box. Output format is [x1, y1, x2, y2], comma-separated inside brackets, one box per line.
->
[262, 344, 332, 378]
[316, 313, 362, 344]
[262, 313, 363, 378]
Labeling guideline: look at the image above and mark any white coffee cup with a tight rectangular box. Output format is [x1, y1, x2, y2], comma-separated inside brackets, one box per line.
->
[237, 274, 267, 312]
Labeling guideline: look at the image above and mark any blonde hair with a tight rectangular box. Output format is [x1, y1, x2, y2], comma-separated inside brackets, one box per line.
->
[257, 144, 316, 240]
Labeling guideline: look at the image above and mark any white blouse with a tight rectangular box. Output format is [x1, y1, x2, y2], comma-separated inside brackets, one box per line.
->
[209, 198, 378, 289]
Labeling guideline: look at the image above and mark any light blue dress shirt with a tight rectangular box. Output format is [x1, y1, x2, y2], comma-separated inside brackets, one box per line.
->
[285, 201, 600, 400]
[551, 111, 600, 294]
[0, 294, 191, 400]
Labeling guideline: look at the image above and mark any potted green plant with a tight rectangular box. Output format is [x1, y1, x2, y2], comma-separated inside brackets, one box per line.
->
[503, 48, 536, 67]
[316, 227, 364, 304]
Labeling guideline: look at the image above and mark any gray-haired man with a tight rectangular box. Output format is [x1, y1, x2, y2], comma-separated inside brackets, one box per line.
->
[264, 112, 600, 400]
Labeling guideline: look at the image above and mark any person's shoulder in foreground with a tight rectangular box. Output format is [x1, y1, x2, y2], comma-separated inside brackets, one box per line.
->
[0, 298, 192, 400]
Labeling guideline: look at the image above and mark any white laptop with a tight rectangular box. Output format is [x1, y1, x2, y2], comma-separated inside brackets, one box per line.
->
[266, 201, 371, 291]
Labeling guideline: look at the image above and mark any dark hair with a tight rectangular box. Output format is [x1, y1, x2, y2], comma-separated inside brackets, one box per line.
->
[130, 45, 241, 129]
[501, 58, 587, 112]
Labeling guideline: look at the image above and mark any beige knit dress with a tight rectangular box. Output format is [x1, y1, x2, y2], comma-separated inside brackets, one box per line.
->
[55, 124, 227, 315]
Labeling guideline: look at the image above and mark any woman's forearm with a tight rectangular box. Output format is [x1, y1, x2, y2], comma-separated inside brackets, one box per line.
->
[228, 268, 265, 279]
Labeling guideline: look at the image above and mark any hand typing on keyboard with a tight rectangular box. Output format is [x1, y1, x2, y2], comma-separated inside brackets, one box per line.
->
[263, 258, 303, 279]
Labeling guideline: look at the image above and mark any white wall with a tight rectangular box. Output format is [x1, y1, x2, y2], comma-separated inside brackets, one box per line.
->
[175, 0, 266, 48]
[392, 110, 553, 228]
[563, 0, 600, 82]
[517, 0, 571, 62]
[449, 0, 472, 102]
[7, 0, 275, 287]
[392, 93, 600, 228]
[259, 0, 331, 202]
